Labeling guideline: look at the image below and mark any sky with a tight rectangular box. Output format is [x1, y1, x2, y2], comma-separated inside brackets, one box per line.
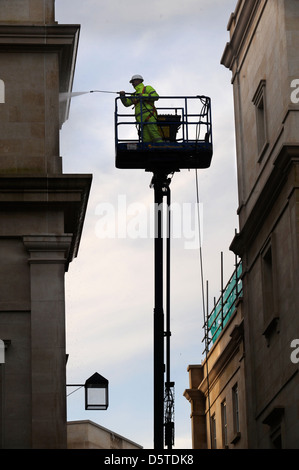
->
[55, 0, 239, 449]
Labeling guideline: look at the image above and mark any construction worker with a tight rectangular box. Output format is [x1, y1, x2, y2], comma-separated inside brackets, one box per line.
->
[120, 75, 163, 143]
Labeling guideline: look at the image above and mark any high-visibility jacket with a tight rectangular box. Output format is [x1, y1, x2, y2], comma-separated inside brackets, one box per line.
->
[121, 82, 159, 123]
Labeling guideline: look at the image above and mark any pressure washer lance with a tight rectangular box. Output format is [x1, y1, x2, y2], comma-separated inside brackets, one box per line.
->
[90, 90, 131, 94]
[90, 90, 119, 94]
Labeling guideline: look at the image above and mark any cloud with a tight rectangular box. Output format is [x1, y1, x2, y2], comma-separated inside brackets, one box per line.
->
[58, 0, 229, 38]
[56, 0, 239, 449]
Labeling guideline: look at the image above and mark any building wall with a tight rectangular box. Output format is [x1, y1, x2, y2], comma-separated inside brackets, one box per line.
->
[205, 311, 247, 450]
[225, 0, 289, 222]
[0, 51, 61, 174]
[0, 0, 92, 448]
[67, 421, 143, 450]
[185, 0, 299, 450]
[184, 301, 247, 449]
[0, 0, 55, 24]
[222, 0, 299, 449]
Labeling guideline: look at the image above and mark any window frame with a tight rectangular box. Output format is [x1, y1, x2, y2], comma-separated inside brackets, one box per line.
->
[252, 79, 268, 161]
[260, 235, 279, 343]
[221, 399, 228, 448]
[210, 413, 217, 449]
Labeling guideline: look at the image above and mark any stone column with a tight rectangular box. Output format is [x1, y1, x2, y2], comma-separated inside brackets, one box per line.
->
[23, 235, 72, 449]
[183, 365, 207, 449]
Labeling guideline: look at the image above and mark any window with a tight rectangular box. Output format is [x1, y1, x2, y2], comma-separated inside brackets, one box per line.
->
[270, 427, 282, 449]
[262, 245, 274, 321]
[262, 407, 284, 449]
[232, 384, 240, 435]
[252, 80, 268, 159]
[211, 414, 217, 449]
[221, 400, 228, 448]
[261, 237, 279, 343]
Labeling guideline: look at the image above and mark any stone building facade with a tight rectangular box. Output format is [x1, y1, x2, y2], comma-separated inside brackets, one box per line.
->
[67, 421, 142, 450]
[0, 0, 92, 448]
[184, 263, 247, 449]
[185, 0, 299, 449]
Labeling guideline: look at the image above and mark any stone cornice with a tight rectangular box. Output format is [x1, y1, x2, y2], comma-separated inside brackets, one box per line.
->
[0, 173, 92, 194]
[183, 388, 204, 403]
[23, 234, 73, 264]
[0, 174, 92, 269]
[230, 145, 299, 257]
[0, 24, 80, 48]
[221, 0, 262, 71]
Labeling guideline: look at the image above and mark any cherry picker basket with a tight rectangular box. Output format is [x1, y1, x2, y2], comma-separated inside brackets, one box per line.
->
[115, 95, 213, 172]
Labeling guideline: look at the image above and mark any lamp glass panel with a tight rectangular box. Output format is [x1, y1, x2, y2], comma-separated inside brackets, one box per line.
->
[87, 387, 107, 407]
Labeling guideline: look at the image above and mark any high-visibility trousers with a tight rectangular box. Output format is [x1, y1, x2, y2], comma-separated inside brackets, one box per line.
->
[138, 114, 163, 143]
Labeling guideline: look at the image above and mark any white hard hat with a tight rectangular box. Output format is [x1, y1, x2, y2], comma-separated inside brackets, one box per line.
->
[130, 74, 144, 83]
